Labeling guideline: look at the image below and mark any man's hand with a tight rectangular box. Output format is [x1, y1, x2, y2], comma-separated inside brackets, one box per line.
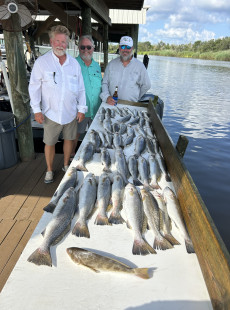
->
[77, 112, 85, 123]
[106, 96, 116, 106]
[34, 112, 44, 124]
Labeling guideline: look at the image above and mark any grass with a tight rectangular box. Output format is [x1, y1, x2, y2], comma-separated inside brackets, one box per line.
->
[138, 49, 230, 62]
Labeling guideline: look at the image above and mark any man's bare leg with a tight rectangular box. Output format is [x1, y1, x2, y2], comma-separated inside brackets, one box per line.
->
[71, 133, 80, 158]
[45, 144, 55, 171]
[63, 139, 74, 167]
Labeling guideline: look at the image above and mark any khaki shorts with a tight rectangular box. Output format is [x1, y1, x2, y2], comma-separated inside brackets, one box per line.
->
[43, 116, 77, 145]
[77, 117, 92, 134]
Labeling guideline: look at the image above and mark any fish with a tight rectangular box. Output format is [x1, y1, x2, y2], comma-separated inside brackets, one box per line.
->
[127, 124, 136, 137]
[123, 183, 156, 255]
[72, 173, 97, 238]
[117, 114, 131, 123]
[98, 131, 108, 148]
[127, 116, 140, 125]
[109, 172, 125, 224]
[89, 129, 101, 152]
[112, 122, 120, 133]
[128, 155, 142, 186]
[104, 132, 113, 149]
[103, 117, 113, 134]
[138, 156, 153, 190]
[136, 125, 148, 138]
[145, 124, 155, 139]
[119, 123, 127, 135]
[100, 147, 111, 172]
[146, 137, 157, 155]
[43, 166, 78, 213]
[94, 173, 112, 226]
[152, 190, 180, 246]
[163, 186, 195, 253]
[115, 147, 129, 184]
[66, 247, 150, 279]
[123, 133, 135, 147]
[134, 135, 146, 156]
[155, 152, 171, 182]
[113, 132, 123, 149]
[148, 154, 162, 190]
[76, 141, 95, 172]
[27, 187, 77, 267]
[140, 188, 173, 250]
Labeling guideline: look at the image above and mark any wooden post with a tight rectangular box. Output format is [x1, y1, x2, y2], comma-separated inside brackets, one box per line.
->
[81, 6, 92, 35]
[176, 135, 189, 157]
[131, 24, 139, 54]
[103, 23, 108, 69]
[4, 28, 35, 162]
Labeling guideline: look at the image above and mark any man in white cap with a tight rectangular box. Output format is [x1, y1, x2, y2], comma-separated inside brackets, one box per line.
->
[100, 36, 151, 105]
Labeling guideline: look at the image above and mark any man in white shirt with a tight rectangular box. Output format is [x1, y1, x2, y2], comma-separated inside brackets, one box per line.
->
[29, 25, 87, 183]
[100, 36, 151, 105]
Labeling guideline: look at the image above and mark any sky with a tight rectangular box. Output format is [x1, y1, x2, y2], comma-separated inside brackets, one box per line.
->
[139, 0, 230, 45]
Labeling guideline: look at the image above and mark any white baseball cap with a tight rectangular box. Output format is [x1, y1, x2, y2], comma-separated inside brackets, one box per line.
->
[119, 36, 133, 47]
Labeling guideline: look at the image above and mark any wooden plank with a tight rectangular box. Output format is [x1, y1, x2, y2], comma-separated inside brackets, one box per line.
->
[147, 102, 230, 310]
[0, 220, 31, 274]
[0, 154, 45, 218]
[0, 221, 34, 293]
[16, 155, 64, 220]
[0, 219, 16, 244]
[0, 164, 18, 187]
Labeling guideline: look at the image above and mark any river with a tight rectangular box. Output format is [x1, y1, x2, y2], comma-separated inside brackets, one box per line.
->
[144, 55, 230, 252]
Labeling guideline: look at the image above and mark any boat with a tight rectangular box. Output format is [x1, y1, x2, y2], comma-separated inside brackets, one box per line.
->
[0, 98, 229, 310]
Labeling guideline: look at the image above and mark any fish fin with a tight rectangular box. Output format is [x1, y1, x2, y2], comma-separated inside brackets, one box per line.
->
[165, 173, 171, 182]
[133, 179, 143, 186]
[43, 202, 56, 213]
[72, 222, 90, 238]
[27, 248, 52, 267]
[185, 238, 195, 254]
[126, 220, 132, 229]
[154, 236, 174, 250]
[164, 233, 180, 245]
[133, 268, 150, 279]
[108, 212, 125, 225]
[132, 238, 157, 255]
[94, 214, 112, 226]
[76, 164, 88, 172]
[106, 203, 113, 212]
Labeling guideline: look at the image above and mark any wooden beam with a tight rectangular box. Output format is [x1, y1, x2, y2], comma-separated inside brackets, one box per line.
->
[34, 16, 56, 41]
[81, 6, 92, 35]
[80, 0, 111, 25]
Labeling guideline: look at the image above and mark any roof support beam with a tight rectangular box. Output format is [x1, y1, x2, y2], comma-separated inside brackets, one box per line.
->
[80, 0, 111, 25]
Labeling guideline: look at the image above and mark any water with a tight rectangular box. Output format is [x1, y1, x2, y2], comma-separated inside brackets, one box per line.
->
[145, 55, 230, 252]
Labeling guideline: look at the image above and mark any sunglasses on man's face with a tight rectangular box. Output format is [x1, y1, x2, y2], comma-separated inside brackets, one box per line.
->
[120, 45, 132, 50]
[80, 45, 92, 50]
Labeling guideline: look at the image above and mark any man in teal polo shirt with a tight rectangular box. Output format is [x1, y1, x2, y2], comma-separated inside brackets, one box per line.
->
[71, 35, 102, 157]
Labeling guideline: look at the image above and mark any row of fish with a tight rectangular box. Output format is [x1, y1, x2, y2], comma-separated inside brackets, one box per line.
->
[27, 105, 194, 270]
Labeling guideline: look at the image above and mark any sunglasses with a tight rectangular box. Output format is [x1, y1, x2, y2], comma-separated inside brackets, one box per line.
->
[80, 45, 92, 50]
[120, 45, 132, 50]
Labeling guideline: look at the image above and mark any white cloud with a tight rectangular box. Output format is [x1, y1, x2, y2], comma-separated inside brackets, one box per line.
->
[141, 0, 230, 44]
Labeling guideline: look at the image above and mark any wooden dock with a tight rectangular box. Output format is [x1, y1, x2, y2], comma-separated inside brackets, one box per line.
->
[0, 153, 64, 292]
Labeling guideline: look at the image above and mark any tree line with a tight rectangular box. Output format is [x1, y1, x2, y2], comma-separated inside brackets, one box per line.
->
[108, 37, 230, 61]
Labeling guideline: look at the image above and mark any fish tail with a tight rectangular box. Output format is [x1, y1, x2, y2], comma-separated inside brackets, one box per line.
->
[154, 236, 174, 250]
[164, 233, 180, 245]
[133, 179, 143, 186]
[72, 222, 90, 238]
[76, 163, 88, 172]
[185, 238, 195, 254]
[149, 182, 161, 190]
[108, 212, 125, 225]
[94, 214, 112, 226]
[133, 268, 150, 279]
[27, 248, 52, 267]
[133, 238, 157, 255]
[103, 167, 112, 173]
[43, 202, 56, 213]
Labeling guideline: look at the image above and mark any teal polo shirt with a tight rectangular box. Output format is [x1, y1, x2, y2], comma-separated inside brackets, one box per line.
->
[76, 55, 102, 119]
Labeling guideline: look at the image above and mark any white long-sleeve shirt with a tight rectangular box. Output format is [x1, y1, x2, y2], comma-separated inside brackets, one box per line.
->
[100, 56, 151, 103]
[29, 50, 87, 125]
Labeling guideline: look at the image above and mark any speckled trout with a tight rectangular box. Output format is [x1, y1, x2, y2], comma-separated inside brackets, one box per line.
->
[163, 186, 195, 253]
[66, 247, 150, 279]
[123, 183, 156, 255]
[27, 187, 77, 267]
